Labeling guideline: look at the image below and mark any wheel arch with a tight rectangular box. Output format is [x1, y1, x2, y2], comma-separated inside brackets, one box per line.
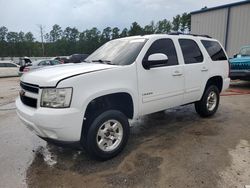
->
[205, 76, 223, 93]
[80, 91, 135, 144]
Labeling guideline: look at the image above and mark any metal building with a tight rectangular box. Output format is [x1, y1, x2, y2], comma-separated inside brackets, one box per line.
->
[191, 1, 250, 57]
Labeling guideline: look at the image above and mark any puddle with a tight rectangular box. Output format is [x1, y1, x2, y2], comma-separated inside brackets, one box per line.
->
[218, 139, 250, 187]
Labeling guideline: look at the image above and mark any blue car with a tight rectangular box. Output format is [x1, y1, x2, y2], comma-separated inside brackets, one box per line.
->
[230, 46, 250, 81]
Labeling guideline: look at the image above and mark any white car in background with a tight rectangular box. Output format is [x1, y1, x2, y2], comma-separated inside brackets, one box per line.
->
[19, 59, 61, 76]
[0, 61, 20, 77]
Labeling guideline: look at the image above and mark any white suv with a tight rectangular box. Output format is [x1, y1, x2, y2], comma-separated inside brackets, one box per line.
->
[16, 34, 230, 160]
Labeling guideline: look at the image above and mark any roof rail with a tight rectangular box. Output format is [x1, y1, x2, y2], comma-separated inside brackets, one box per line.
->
[168, 32, 212, 38]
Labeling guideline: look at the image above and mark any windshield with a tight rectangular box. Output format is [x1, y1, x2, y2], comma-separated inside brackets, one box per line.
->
[50, 60, 60, 65]
[239, 46, 250, 56]
[85, 38, 147, 65]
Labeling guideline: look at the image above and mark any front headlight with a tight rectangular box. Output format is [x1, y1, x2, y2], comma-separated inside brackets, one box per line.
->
[41, 88, 73, 108]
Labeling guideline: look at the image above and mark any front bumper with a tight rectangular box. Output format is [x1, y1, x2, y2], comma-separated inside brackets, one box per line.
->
[39, 136, 82, 149]
[230, 70, 250, 80]
[16, 97, 83, 142]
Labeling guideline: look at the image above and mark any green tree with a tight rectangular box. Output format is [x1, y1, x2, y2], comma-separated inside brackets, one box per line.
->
[128, 22, 143, 36]
[0, 26, 8, 41]
[24, 32, 35, 42]
[155, 19, 172, 34]
[100, 27, 112, 43]
[78, 27, 101, 54]
[172, 15, 181, 32]
[44, 33, 51, 42]
[180, 13, 191, 33]
[63, 27, 79, 42]
[50, 24, 62, 42]
[120, 28, 128, 37]
[0, 11, 191, 57]
[6, 32, 19, 43]
[111, 27, 120, 39]
[143, 21, 155, 34]
[186, 13, 191, 32]
[18, 32, 25, 42]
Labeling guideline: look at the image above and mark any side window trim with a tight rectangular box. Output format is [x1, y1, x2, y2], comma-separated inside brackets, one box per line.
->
[178, 39, 204, 64]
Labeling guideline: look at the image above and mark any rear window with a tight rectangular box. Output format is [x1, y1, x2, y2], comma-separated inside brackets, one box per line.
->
[201, 40, 227, 61]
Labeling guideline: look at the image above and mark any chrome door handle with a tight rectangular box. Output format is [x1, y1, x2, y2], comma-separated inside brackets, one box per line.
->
[172, 71, 183, 76]
[201, 67, 208, 72]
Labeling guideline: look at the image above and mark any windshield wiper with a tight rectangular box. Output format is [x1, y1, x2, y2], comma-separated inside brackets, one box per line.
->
[82, 60, 91, 63]
[91, 59, 113, 65]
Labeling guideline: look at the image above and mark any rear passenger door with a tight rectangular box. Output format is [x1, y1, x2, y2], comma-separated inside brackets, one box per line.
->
[6, 63, 18, 76]
[178, 39, 209, 103]
[0, 63, 6, 77]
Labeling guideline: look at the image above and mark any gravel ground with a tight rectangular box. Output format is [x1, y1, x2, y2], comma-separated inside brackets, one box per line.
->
[0, 77, 249, 188]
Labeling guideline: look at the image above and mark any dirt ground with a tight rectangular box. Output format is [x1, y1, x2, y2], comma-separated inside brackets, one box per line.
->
[0, 77, 250, 188]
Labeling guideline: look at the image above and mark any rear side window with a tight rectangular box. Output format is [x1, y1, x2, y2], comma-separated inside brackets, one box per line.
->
[144, 38, 179, 66]
[39, 61, 50, 66]
[201, 40, 227, 61]
[179, 39, 203, 64]
[0, 63, 16, 67]
[5, 63, 16, 67]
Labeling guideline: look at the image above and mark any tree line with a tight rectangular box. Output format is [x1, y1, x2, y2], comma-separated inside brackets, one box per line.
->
[0, 13, 190, 57]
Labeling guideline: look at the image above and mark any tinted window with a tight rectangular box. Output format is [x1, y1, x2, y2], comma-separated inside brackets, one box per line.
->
[201, 40, 227, 61]
[179, 39, 203, 64]
[38, 61, 50, 66]
[0, 63, 17, 67]
[144, 39, 178, 66]
[5, 63, 16, 67]
[50, 60, 60, 65]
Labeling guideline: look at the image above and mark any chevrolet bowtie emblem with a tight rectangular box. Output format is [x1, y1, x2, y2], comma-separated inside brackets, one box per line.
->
[20, 90, 25, 96]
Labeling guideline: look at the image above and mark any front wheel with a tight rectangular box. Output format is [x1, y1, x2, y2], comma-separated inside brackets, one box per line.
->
[85, 110, 130, 160]
[195, 85, 220, 117]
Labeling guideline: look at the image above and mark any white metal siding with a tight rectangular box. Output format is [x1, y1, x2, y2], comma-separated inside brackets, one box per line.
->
[191, 2, 250, 57]
[191, 9, 228, 46]
[227, 4, 250, 56]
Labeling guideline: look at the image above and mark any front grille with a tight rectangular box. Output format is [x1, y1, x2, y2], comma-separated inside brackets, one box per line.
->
[230, 62, 250, 70]
[20, 95, 37, 108]
[20, 81, 39, 108]
[20, 82, 39, 93]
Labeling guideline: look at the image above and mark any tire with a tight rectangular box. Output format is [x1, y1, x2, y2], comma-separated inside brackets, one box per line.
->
[84, 110, 130, 160]
[195, 85, 220, 117]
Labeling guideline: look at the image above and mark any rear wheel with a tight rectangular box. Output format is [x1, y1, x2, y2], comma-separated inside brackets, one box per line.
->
[84, 110, 129, 160]
[195, 85, 220, 117]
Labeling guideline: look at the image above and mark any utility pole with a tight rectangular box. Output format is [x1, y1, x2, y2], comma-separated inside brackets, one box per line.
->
[38, 25, 45, 57]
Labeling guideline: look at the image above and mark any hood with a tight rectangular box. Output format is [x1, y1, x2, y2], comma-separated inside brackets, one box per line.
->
[21, 63, 117, 87]
[230, 56, 250, 63]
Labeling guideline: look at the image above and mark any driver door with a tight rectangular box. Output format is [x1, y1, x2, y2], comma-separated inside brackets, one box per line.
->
[137, 38, 185, 115]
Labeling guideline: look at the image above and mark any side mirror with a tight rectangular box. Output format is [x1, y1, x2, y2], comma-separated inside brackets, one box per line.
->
[142, 53, 168, 70]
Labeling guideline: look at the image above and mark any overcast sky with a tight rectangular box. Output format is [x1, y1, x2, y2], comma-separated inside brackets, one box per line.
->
[0, 0, 240, 39]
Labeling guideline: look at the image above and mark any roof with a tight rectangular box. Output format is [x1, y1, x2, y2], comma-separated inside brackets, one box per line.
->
[191, 0, 250, 15]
